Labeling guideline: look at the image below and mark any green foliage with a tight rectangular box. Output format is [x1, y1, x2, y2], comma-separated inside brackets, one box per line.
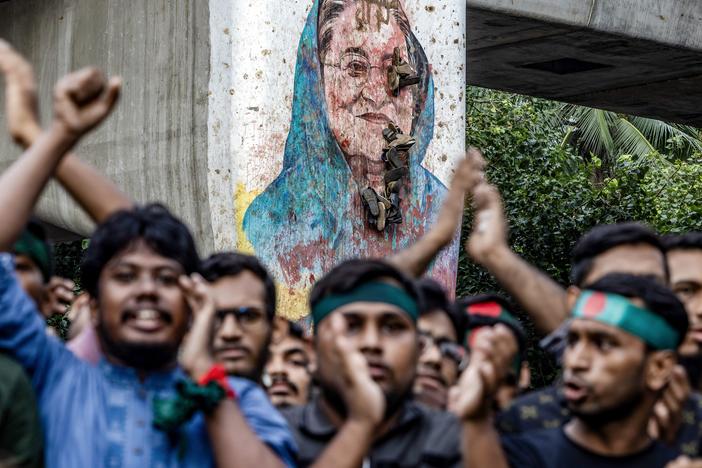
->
[459, 87, 702, 386]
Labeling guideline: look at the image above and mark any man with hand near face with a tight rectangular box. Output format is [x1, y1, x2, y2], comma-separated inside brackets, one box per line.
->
[283, 259, 463, 467]
[413, 278, 465, 410]
[264, 320, 315, 408]
[0, 63, 295, 466]
[457, 273, 687, 467]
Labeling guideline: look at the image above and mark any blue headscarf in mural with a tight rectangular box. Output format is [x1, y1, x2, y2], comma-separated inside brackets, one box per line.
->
[244, 0, 456, 291]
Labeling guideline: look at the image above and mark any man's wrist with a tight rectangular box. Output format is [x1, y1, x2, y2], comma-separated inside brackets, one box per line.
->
[480, 243, 513, 268]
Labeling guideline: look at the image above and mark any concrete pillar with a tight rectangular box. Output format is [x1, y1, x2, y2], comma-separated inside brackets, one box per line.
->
[0, 0, 467, 318]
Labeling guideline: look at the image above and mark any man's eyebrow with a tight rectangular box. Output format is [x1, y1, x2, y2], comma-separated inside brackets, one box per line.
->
[283, 348, 308, 359]
[343, 47, 369, 59]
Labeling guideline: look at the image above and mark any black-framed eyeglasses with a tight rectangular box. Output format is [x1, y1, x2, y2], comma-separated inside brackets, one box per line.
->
[214, 307, 266, 329]
[418, 331, 465, 364]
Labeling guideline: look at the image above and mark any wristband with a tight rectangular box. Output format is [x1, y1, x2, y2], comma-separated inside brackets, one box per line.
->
[197, 363, 236, 400]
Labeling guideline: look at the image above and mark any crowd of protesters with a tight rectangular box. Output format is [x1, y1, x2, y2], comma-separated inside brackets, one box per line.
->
[1, 37, 702, 468]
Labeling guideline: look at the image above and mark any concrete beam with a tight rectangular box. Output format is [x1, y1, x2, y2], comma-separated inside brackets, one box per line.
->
[467, 0, 702, 126]
[0, 0, 215, 251]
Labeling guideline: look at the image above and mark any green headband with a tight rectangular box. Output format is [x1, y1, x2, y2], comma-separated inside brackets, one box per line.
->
[13, 230, 51, 281]
[572, 291, 680, 350]
[312, 281, 418, 326]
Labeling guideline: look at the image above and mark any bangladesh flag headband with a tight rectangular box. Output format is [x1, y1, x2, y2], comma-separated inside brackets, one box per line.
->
[572, 291, 680, 350]
[312, 282, 418, 326]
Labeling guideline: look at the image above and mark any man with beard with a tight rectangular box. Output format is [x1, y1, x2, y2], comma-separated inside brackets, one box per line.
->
[283, 259, 464, 467]
[413, 278, 465, 410]
[457, 273, 688, 467]
[464, 157, 701, 451]
[200, 252, 276, 383]
[264, 320, 315, 408]
[0, 64, 296, 466]
[665, 233, 702, 390]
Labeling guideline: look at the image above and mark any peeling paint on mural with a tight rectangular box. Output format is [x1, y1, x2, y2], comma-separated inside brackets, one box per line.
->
[209, 0, 466, 319]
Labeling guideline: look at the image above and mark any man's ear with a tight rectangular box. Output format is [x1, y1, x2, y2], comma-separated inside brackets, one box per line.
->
[89, 295, 100, 327]
[646, 350, 676, 392]
[566, 286, 581, 312]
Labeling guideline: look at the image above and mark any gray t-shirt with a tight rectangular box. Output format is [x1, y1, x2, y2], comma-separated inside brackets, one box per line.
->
[283, 394, 462, 467]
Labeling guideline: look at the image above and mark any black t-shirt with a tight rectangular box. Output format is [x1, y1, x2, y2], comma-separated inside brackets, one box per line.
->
[497, 385, 702, 457]
[502, 427, 679, 468]
[283, 394, 461, 467]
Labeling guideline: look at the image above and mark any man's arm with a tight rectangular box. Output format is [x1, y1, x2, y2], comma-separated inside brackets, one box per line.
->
[0, 41, 132, 224]
[449, 325, 517, 468]
[466, 168, 568, 335]
[179, 275, 289, 468]
[389, 149, 484, 278]
[0, 45, 121, 250]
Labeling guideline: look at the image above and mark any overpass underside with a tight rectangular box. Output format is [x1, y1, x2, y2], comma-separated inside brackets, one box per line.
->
[467, 0, 702, 127]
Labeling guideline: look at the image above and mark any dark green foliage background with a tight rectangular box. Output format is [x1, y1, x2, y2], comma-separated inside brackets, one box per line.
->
[458, 87, 702, 386]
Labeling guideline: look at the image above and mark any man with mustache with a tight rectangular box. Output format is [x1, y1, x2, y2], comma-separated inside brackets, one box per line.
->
[465, 160, 702, 451]
[0, 62, 296, 466]
[200, 252, 276, 384]
[665, 233, 702, 390]
[413, 278, 465, 410]
[264, 320, 315, 408]
[458, 273, 688, 467]
[282, 259, 465, 467]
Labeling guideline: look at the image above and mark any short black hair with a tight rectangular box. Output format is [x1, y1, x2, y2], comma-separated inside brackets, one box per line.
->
[286, 320, 307, 341]
[456, 294, 527, 356]
[310, 259, 419, 313]
[663, 232, 702, 252]
[570, 222, 666, 287]
[585, 273, 689, 348]
[200, 252, 276, 322]
[416, 278, 465, 343]
[81, 204, 199, 298]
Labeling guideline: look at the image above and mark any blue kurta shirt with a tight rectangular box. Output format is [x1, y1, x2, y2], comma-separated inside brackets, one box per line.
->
[0, 254, 297, 467]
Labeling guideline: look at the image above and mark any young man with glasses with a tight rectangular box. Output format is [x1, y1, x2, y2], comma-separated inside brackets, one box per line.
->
[413, 278, 466, 410]
[200, 252, 277, 383]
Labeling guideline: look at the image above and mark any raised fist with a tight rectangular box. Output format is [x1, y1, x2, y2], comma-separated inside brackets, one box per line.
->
[53, 67, 121, 139]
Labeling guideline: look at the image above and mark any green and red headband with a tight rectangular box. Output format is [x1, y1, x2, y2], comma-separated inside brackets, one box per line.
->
[312, 281, 419, 326]
[464, 301, 526, 374]
[572, 291, 680, 350]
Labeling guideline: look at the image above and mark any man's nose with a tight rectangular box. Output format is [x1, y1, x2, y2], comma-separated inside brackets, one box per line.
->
[218, 314, 243, 340]
[419, 341, 442, 367]
[358, 324, 382, 354]
[565, 341, 591, 372]
[135, 275, 158, 298]
[266, 355, 286, 375]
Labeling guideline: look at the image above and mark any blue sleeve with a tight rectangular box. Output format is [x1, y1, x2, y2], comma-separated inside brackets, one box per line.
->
[500, 433, 546, 468]
[0, 254, 76, 396]
[229, 377, 299, 467]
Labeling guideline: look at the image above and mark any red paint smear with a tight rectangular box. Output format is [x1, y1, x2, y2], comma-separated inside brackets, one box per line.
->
[467, 302, 501, 318]
[583, 292, 606, 318]
[468, 326, 486, 347]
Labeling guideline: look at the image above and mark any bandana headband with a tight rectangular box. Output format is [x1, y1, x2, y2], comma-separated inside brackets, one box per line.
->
[572, 291, 680, 350]
[13, 230, 51, 281]
[312, 281, 418, 326]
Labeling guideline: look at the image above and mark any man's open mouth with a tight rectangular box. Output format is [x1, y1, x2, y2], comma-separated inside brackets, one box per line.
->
[123, 309, 171, 333]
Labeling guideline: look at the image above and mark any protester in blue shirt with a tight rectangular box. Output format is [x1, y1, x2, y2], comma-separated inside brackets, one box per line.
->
[0, 54, 296, 467]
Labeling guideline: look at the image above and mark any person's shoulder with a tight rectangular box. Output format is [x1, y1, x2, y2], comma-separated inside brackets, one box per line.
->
[500, 427, 564, 468]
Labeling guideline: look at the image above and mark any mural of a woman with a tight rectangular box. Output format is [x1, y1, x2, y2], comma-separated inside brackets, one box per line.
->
[243, 0, 458, 308]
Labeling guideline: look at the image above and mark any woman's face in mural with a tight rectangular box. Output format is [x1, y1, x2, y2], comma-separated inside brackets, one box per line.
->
[321, 3, 415, 169]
